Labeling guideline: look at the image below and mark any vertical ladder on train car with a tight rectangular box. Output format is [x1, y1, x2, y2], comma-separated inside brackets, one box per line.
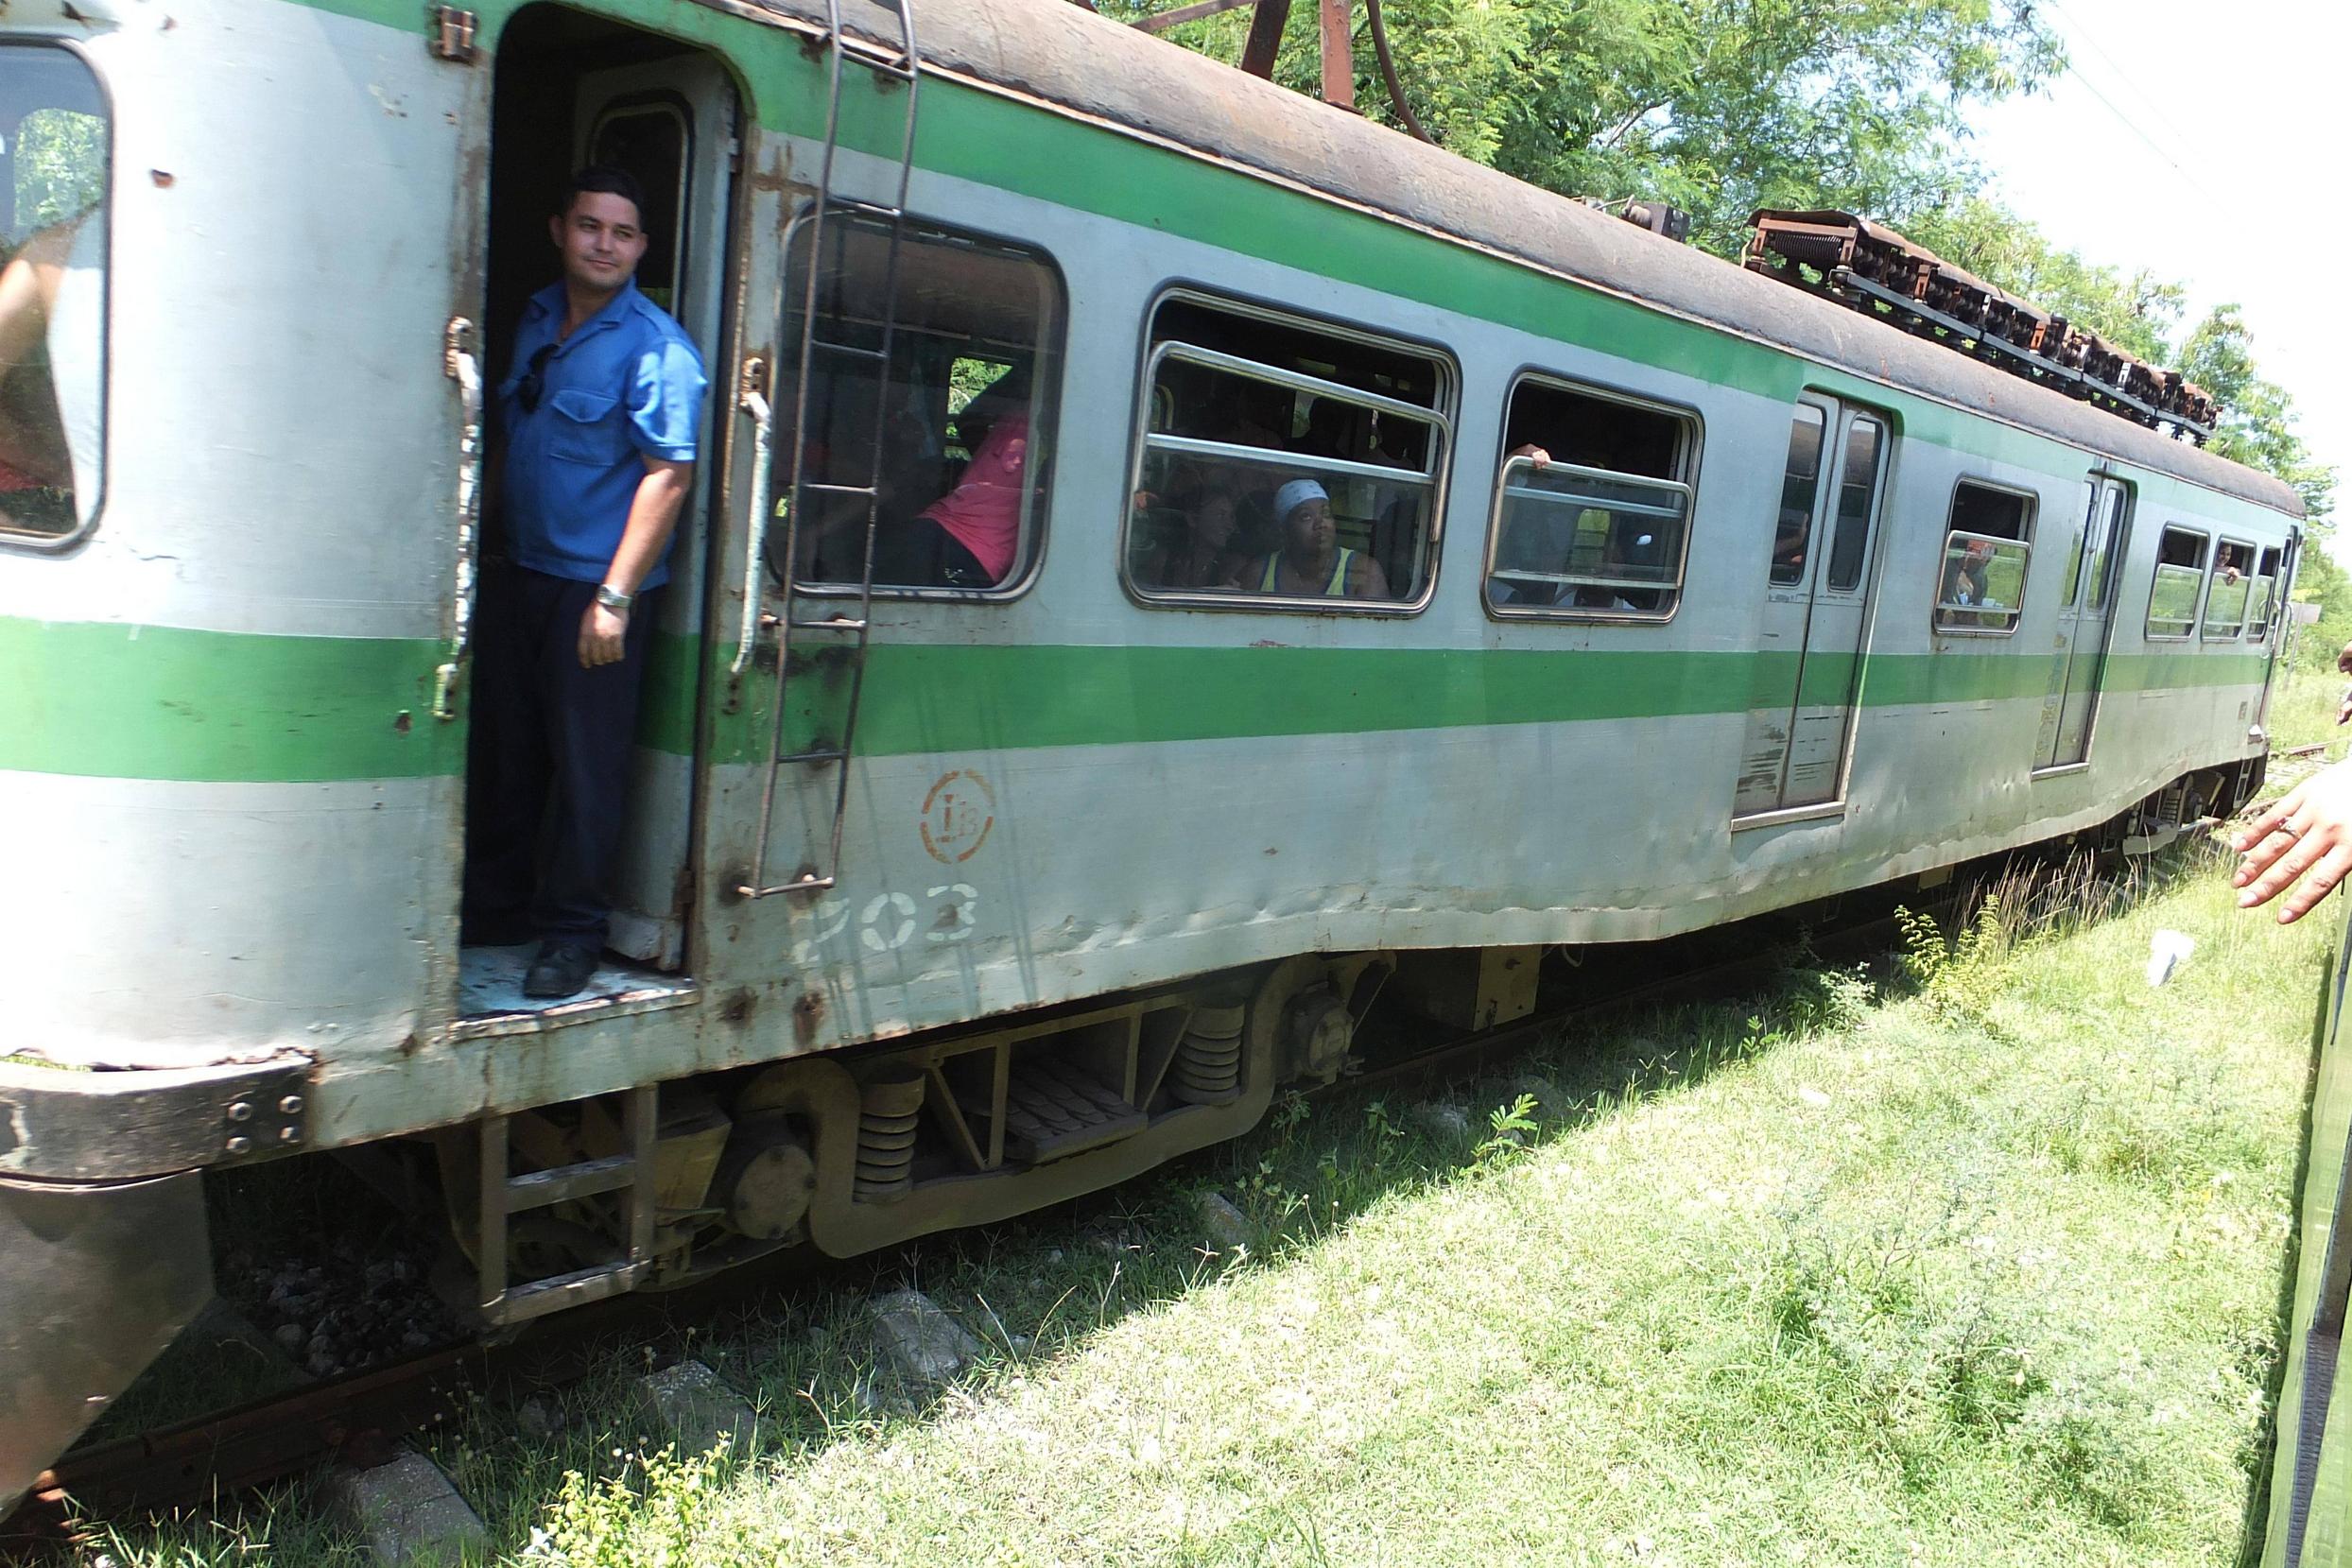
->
[476, 1085, 658, 1325]
[739, 0, 922, 900]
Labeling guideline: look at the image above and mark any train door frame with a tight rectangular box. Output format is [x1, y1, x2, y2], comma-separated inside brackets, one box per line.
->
[2032, 472, 2132, 775]
[451, 4, 747, 1019]
[569, 54, 740, 971]
[1734, 394, 1893, 824]
[2254, 527, 2302, 740]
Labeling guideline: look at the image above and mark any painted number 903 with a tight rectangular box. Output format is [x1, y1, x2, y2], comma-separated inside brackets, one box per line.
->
[790, 884, 979, 966]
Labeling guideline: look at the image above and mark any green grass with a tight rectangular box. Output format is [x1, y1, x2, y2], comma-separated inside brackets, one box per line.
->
[68, 849, 2330, 1567]
[2263, 660, 2345, 755]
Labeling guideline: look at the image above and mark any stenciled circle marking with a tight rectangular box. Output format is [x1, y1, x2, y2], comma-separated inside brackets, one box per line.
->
[919, 768, 995, 864]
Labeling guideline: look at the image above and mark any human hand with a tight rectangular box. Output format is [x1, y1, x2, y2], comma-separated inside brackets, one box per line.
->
[2336, 640, 2352, 677]
[579, 601, 629, 668]
[2233, 760, 2352, 923]
[2339, 685, 2352, 727]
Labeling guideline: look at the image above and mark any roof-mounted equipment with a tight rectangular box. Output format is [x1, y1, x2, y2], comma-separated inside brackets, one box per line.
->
[1744, 209, 2218, 444]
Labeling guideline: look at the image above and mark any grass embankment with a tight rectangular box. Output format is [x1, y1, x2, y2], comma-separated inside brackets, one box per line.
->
[79, 853, 2329, 1567]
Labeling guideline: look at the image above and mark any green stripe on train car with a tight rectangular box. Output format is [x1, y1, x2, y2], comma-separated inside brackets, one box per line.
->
[0, 618, 461, 783]
[0, 616, 2270, 783]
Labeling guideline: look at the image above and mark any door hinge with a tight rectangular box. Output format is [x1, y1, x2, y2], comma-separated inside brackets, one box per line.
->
[428, 6, 479, 61]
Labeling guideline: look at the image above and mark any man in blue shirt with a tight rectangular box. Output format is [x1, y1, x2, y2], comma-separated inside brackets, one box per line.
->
[463, 166, 708, 1000]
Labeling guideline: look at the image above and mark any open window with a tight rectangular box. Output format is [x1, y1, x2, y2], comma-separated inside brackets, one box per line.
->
[1933, 481, 2033, 633]
[2146, 526, 2209, 639]
[2203, 538, 2255, 640]
[778, 213, 1064, 594]
[1124, 292, 1450, 609]
[1484, 377, 1698, 618]
[2248, 544, 2284, 643]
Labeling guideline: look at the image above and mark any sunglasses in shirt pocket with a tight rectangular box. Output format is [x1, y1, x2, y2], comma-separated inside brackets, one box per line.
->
[545, 388, 626, 466]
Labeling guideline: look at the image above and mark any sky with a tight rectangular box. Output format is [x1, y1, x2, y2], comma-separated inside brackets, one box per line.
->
[1961, 0, 2350, 557]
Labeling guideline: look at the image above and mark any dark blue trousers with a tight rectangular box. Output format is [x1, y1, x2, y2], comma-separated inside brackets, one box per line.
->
[462, 564, 661, 950]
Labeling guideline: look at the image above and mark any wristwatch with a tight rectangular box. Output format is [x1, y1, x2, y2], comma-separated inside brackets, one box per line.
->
[595, 584, 634, 613]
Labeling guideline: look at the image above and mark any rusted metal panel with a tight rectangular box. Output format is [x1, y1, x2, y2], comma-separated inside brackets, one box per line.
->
[1746, 210, 2220, 442]
[0, 1055, 313, 1180]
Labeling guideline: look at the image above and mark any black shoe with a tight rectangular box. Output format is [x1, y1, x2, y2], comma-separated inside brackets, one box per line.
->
[523, 941, 600, 1000]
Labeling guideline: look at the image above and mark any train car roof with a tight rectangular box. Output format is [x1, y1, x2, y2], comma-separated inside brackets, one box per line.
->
[746, 0, 2304, 520]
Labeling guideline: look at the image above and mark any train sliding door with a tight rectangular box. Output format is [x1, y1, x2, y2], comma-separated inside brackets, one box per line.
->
[1735, 399, 1889, 818]
[2032, 474, 2129, 772]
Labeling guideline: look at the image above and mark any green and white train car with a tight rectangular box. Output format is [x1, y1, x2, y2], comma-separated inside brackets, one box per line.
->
[0, 0, 2306, 1499]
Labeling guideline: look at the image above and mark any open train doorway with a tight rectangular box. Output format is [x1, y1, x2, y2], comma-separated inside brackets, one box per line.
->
[457, 6, 740, 1019]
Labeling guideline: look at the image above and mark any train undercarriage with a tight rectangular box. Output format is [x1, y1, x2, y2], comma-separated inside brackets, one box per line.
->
[0, 757, 2270, 1512]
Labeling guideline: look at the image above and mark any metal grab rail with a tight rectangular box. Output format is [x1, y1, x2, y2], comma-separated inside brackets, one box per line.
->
[434, 318, 483, 722]
[729, 362, 773, 680]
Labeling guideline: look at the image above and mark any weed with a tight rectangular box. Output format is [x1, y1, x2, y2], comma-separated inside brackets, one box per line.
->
[1471, 1093, 1541, 1169]
[537, 1439, 729, 1566]
[1897, 892, 2012, 1023]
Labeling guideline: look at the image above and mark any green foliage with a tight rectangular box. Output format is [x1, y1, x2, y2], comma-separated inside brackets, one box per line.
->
[2179, 304, 2337, 520]
[1472, 1091, 1541, 1167]
[1108, 0, 2060, 257]
[540, 1439, 729, 1566]
[11, 107, 103, 239]
[1118, 0, 2330, 519]
[2291, 544, 2352, 673]
[1900, 203, 2334, 522]
[1897, 894, 2011, 1023]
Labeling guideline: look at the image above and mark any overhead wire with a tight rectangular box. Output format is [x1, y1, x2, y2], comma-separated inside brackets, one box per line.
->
[1996, 0, 2222, 204]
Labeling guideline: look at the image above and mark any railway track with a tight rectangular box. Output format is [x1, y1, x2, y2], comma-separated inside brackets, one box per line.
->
[0, 825, 2225, 1550]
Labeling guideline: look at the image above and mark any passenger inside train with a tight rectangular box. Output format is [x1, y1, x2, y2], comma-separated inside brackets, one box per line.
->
[1485, 379, 1692, 615]
[1129, 295, 1443, 604]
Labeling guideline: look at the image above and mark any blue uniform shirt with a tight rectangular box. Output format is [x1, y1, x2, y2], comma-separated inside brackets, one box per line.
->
[497, 279, 707, 589]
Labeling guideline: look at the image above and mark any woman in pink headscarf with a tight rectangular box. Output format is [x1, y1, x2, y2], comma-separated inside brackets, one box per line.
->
[882, 375, 1032, 589]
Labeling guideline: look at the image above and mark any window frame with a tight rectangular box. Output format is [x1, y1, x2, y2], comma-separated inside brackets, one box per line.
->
[1930, 476, 2038, 638]
[776, 202, 1069, 603]
[2201, 534, 2257, 642]
[0, 36, 112, 555]
[1479, 369, 1703, 625]
[1119, 283, 1457, 616]
[2144, 524, 2211, 642]
[584, 91, 695, 319]
[2247, 543, 2285, 644]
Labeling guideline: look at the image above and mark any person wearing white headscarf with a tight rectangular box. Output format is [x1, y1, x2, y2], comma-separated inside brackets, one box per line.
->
[1251, 478, 1391, 600]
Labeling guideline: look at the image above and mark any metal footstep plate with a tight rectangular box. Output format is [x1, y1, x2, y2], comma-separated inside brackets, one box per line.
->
[991, 1064, 1145, 1166]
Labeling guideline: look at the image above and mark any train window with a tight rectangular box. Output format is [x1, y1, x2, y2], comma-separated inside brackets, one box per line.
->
[2203, 538, 2256, 640]
[778, 211, 1064, 594]
[1823, 416, 1884, 592]
[587, 98, 690, 315]
[1483, 376, 1697, 618]
[1125, 293, 1450, 609]
[0, 44, 108, 546]
[1770, 405, 1825, 585]
[2247, 545, 2284, 642]
[1933, 482, 2033, 633]
[2146, 526, 2209, 639]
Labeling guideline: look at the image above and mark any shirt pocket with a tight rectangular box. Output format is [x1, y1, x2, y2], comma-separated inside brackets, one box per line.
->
[545, 388, 626, 466]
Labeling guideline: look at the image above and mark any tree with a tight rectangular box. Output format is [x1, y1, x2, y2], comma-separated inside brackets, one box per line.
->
[1118, 0, 2330, 520]
[1910, 202, 2336, 522]
[1110, 0, 2062, 255]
